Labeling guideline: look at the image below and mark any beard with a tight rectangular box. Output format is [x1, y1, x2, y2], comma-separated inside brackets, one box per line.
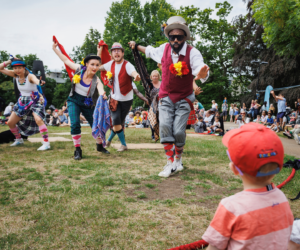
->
[169, 41, 185, 54]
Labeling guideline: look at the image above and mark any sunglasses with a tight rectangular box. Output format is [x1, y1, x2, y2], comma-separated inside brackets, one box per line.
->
[169, 35, 185, 42]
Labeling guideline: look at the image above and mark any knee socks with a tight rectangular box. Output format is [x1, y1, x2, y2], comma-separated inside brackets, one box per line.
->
[107, 130, 116, 142]
[163, 143, 174, 162]
[10, 127, 21, 140]
[72, 134, 81, 148]
[175, 145, 184, 160]
[39, 125, 49, 142]
[116, 129, 126, 146]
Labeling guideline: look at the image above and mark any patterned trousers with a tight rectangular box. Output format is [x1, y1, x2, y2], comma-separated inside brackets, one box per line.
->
[68, 92, 94, 135]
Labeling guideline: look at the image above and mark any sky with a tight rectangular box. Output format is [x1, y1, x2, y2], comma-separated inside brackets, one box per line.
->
[0, 0, 247, 71]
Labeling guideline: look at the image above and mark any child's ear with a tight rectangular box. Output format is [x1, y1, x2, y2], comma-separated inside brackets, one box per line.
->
[229, 162, 239, 176]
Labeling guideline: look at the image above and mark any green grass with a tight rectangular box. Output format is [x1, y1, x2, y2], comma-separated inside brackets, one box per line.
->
[0, 125, 299, 249]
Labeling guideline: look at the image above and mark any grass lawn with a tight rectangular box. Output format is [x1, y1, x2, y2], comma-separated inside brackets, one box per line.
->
[0, 126, 299, 249]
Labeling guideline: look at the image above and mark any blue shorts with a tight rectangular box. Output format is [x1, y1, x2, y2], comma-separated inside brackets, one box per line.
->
[277, 112, 285, 122]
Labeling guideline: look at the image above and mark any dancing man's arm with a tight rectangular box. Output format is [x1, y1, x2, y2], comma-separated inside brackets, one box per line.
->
[52, 42, 80, 71]
[193, 80, 203, 95]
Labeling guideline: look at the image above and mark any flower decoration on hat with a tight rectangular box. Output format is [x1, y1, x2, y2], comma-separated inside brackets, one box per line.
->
[73, 74, 81, 84]
[106, 71, 113, 80]
[161, 22, 168, 36]
[80, 58, 85, 65]
[169, 61, 189, 77]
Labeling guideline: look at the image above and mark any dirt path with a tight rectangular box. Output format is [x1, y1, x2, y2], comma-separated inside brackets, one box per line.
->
[224, 122, 299, 158]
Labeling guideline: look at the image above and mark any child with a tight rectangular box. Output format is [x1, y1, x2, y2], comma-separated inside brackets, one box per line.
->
[210, 117, 222, 133]
[202, 123, 294, 250]
[134, 111, 142, 125]
[125, 112, 134, 126]
[195, 116, 205, 133]
[255, 114, 261, 123]
[266, 112, 274, 126]
[142, 111, 150, 128]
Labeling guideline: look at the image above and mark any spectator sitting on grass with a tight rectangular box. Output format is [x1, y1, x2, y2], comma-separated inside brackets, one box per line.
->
[134, 111, 142, 125]
[202, 123, 294, 250]
[195, 115, 205, 133]
[125, 112, 135, 126]
[3, 102, 14, 118]
[49, 111, 60, 126]
[235, 110, 248, 128]
[45, 109, 51, 125]
[269, 103, 275, 115]
[210, 117, 223, 133]
[58, 109, 68, 126]
[142, 111, 149, 128]
[261, 111, 267, 123]
[204, 110, 214, 128]
[255, 114, 261, 124]
[265, 112, 274, 127]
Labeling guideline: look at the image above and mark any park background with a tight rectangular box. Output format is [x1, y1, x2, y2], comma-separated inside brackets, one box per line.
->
[1, 0, 299, 111]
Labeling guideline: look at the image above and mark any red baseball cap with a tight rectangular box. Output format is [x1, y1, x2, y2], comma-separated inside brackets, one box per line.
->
[222, 123, 284, 177]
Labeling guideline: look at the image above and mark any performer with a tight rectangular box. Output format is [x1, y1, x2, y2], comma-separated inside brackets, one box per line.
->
[52, 42, 108, 160]
[129, 16, 209, 177]
[0, 58, 50, 150]
[98, 43, 141, 152]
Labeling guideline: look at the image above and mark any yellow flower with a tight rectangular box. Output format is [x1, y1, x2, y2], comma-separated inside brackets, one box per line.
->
[80, 58, 85, 65]
[174, 61, 182, 75]
[106, 71, 113, 79]
[73, 74, 81, 84]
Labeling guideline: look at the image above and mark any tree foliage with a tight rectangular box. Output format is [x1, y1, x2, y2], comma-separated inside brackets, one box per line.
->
[232, 0, 300, 106]
[253, 0, 300, 56]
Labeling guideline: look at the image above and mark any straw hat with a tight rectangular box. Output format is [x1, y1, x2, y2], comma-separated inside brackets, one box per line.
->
[164, 16, 191, 40]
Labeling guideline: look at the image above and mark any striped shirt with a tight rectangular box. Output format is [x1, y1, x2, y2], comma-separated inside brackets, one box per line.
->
[202, 183, 294, 250]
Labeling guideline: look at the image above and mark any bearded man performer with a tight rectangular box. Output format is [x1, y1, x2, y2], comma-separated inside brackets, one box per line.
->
[129, 16, 209, 177]
[98, 43, 141, 152]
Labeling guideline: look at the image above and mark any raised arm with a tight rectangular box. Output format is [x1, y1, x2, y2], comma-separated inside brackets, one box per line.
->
[128, 41, 146, 54]
[271, 91, 278, 101]
[52, 42, 80, 71]
[0, 59, 16, 77]
[97, 44, 103, 58]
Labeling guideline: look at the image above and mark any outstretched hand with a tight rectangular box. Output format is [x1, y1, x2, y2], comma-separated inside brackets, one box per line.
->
[195, 65, 209, 81]
[52, 42, 58, 50]
[97, 44, 103, 55]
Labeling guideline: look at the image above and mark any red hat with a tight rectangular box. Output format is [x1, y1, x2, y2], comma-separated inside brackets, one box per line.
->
[55, 109, 58, 112]
[222, 123, 284, 177]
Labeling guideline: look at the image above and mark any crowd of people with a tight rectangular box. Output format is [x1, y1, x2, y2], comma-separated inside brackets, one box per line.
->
[0, 15, 299, 250]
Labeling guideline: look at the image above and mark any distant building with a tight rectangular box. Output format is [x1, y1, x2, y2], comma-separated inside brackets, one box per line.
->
[47, 70, 65, 83]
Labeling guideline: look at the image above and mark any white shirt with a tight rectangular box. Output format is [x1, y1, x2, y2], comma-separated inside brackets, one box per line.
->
[212, 103, 218, 110]
[103, 60, 136, 101]
[4, 105, 12, 115]
[17, 76, 38, 96]
[261, 115, 267, 123]
[145, 42, 209, 83]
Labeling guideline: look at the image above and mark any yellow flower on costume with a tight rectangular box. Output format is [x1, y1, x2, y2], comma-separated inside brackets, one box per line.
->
[106, 71, 113, 79]
[73, 74, 81, 84]
[174, 61, 183, 76]
[80, 58, 85, 65]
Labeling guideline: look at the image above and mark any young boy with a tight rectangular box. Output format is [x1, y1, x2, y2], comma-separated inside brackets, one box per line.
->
[266, 112, 274, 126]
[202, 123, 294, 250]
[134, 111, 142, 125]
[195, 116, 205, 133]
[210, 117, 222, 133]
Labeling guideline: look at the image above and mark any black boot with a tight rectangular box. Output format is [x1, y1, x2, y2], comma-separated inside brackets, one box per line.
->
[97, 143, 110, 154]
[74, 147, 82, 160]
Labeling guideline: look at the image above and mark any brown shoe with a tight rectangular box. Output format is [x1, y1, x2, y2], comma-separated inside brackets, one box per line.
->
[105, 141, 111, 148]
[117, 145, 128, 152]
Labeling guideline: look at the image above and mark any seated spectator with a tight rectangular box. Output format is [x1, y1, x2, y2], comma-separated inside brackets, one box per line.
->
[3, 102, 14, 117]
[202, 123, 294, 250]
[265, 112, 274, 126]
[210, 117, 223, 133]
[235, 110, 248, 128]
[261, 110, 267, 123]
[142, 111, 150, 128]
[58, 109, 68, 126]
[289, 219, 300, 250]
[49, 111, 60, 126]
[204, 110, 214, 128]
[283, 124, 300, 144]
[195, 116, 205, 133]
[45, 109, 51, 124]
[134, 111, 142, 125]
[125, 112, 135, 126]
[255, 114, 261, 123]
[269, 103, 275, 115]
[62, 101, 68, 118]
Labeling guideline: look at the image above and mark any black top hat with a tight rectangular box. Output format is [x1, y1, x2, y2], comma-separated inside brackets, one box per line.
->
[84, 54, 101, 64]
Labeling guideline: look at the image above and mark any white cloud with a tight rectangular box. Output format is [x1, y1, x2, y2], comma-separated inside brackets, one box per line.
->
[0, 0, 247, 70]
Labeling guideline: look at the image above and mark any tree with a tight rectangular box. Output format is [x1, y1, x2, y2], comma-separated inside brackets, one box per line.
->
[232, 0, 300, 106]
[52, 80, 72, 108]
[253, 0, 300, 56]
[183, 2, 240, 108]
